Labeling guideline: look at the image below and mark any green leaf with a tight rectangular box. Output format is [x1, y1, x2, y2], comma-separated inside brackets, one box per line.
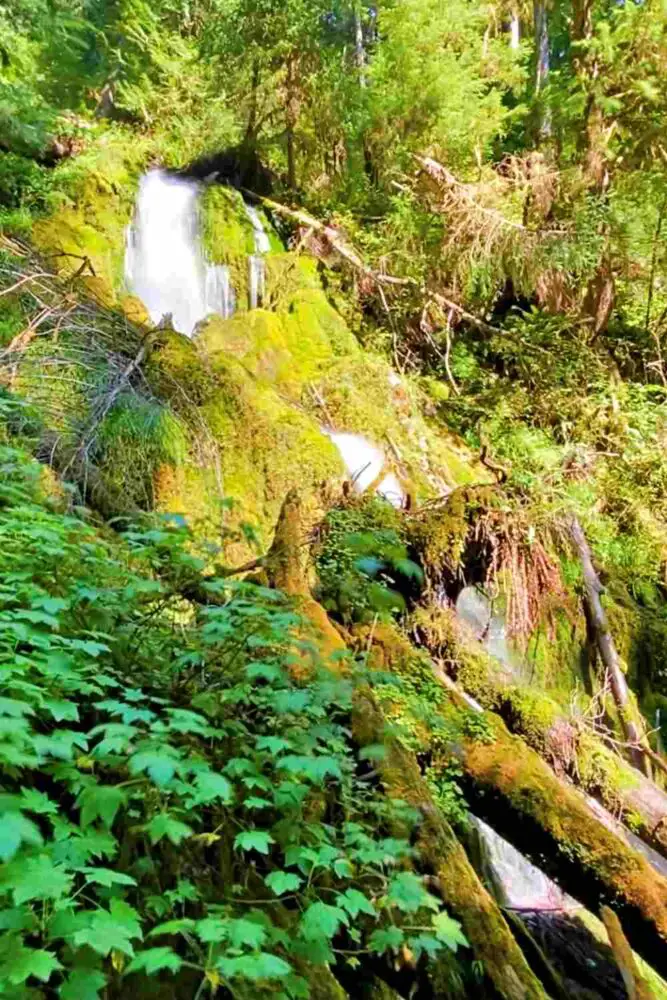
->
[264, 871, 302, 896]
[78, 784, 126, 829]
[19, 787, 58, 816]
[408, 933, 443, 959]
[386, 872, 436, 914]
[0, 810, 43, 861]
[5, 854, 73, 904]
[369, 926, 404, 954]
[227, 918, 267, 950]
[4, 946, 62, 985]
[234, 830, 274, 855]
[255, 736, 292, 754]
[299, 902, 348, 943]
[129, 750, 179, 787]
[126, 948, 182, 976]
[0, 697, 34, 717]
[144, 813, 193, 846]
[244, 795, 271, 809]
[59, 968, 107, 1000]
[43, 698, 80, 722]
[432, 911, 468, 952]
[195, 918, 229, 943]
[245, 662, 283, 682]
[148, 919, 196, 938]
[190, 770, 233, 805]
[217, 952, 291, 981]
[72, 900, 142, 957]
[338, 888, 376, 919]
[279, 754, 342, 783]
[81, 867, 137, 888]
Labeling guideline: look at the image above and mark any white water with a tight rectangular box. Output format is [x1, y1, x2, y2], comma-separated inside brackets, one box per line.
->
[473, 816, 576, 911]
[323, 429, 405, 508]
[245, 203, 270, 308]
[125, 169, 235, 336]
[455, 586, 526, 681]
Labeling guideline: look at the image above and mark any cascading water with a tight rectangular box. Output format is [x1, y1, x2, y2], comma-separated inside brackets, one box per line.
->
[454, 585, 526, 682]
[322, 429, 405, 508]
[245, 203, 270, 309]
[125, 168, 235, 336]
[472, 816, 576, 911]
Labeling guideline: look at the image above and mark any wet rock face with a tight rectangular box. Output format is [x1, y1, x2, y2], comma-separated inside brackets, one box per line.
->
[454, 586, 529, 684]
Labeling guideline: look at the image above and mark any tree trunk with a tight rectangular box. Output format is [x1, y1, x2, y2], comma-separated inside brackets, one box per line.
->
[533, 0, 549, 91]
[569, 516, 651, 775]
[244, 59, 261, 144]
[452, 714, 667, 976]
[354, 6, 367, 88]
[285, 53, 299, 190]
[353, 688, 550, 1000]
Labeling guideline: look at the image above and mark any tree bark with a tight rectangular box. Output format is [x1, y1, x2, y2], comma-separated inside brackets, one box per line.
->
[285, 53, 299, 190]
[602, 905, 656, 1000]
[451, 714, 667, 977]
[353, 688, 550, 1000]
[569, 516, 652, 775]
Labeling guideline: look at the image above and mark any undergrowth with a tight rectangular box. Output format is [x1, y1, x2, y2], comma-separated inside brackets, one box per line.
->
[0, 402, 466, 998]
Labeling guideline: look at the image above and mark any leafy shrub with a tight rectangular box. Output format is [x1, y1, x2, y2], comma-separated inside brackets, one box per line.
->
[0, 426, 465, 997]
[315, 499, 422, 623]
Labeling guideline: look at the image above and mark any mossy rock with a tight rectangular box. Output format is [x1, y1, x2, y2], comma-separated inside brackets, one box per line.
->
[33, 134, 147, 306]
[197, 291, 357, 398]
[307, 355, 483, 498]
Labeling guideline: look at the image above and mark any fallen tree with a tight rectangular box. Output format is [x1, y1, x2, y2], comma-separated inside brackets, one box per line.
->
[411, 603, 667, 861]
[264, 491, 550, 999]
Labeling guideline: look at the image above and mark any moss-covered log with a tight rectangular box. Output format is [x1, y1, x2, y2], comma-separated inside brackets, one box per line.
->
[450, 713, 667, 977]
[414, 604, 667, 859]
[353, 688, 549, 1000]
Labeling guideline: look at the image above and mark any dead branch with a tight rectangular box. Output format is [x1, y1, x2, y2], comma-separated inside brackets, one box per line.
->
[569, 516, 653, 777]
[0, 272, 57, 298]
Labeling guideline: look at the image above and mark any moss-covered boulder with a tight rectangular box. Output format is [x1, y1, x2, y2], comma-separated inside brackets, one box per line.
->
[32, 132, 148, 307]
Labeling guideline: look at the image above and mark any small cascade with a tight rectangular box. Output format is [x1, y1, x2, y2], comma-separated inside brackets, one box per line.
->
[454, 586, 527, 682]
[472, 816, 576, 912]
[125, 168, 236, 336]
[205, 264, 235, 319]
[245, 203, 270, 308]
[323, 429, 405, 508]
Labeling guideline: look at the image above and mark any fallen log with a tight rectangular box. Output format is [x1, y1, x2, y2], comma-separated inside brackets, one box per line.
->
[413, 604, 667, 860]
[358, 621, 667, 975]
[569, 516, 652, 776]
[263, 492, 549, 997]
[454, 714, 667, 977]
[601, 906, 655, 1000]
[353, 688, 549, 1000]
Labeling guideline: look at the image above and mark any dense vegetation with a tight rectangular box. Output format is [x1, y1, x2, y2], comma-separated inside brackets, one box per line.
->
[4, 0, 667, 996]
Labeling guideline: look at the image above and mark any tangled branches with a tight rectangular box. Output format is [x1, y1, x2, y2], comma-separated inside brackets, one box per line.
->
[0, 240, 221, 512]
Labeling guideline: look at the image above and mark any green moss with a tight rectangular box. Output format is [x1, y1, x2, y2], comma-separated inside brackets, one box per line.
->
[307, 355, 483, 499]
[200, 185, 255, 310]
[33, 132, 148, 306]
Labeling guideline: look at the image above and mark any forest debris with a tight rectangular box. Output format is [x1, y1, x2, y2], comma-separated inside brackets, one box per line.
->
[569, 516, 653, 776]
[601, 906, 655, 1000]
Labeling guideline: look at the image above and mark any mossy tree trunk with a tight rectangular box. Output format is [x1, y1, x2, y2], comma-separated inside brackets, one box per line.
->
[451, 714, 667, 977]
[353, 688, 550, 1000]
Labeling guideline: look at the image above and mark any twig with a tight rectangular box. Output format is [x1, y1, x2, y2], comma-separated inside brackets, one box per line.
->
[0, 272, 56, 297]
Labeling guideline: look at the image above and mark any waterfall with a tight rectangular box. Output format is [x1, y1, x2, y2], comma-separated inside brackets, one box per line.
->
[245, 203, 270, 309]
[323, 429, 405, 508]
[454, 586, 526, 682]
[125, 168, 236, 336]
[205, 264, 235, 320]
[472, 816, 576, 912]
